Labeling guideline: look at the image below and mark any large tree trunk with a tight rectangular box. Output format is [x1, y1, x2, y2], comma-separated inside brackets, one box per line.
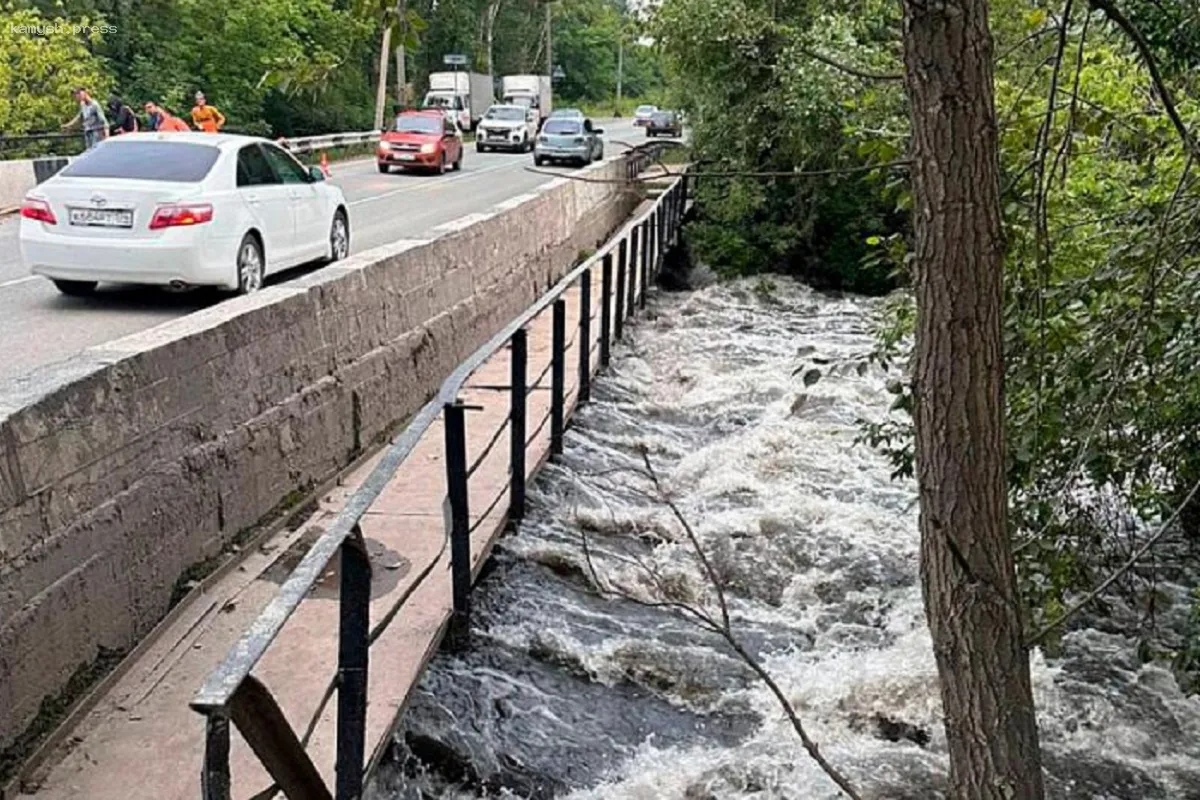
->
[899, 0, 1046, 797]
[374, 24, 392, 130]
[394, 0, 408, 106]
[395, 44, 407, 106]
[485, 0, 503, 84]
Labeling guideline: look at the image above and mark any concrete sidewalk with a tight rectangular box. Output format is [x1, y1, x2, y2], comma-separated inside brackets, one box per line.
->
[10, 231, 634, 800]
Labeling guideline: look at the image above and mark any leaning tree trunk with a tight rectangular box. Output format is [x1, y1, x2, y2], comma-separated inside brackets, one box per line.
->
[374, 24, 392, 130]
[899, 0, 1046, 797]
[394, 0, 408, 106]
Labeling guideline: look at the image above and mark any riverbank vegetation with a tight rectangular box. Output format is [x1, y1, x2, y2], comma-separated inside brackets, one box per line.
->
[659, 0, 1200, 792]
[663, 0, 1200, 663]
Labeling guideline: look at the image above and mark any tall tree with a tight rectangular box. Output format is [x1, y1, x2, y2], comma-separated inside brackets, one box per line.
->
[900, 0, 1045, 796]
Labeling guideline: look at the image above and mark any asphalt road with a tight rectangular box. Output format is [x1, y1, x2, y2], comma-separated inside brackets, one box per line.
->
[0, 119, 653, 384]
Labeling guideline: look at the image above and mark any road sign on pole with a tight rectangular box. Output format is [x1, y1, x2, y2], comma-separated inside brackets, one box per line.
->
[443, 53, 468, 66]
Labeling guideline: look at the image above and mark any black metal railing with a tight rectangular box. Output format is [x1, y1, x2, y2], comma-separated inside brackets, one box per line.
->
[189, 157, 690, 800]
[0, 132, 85, 160]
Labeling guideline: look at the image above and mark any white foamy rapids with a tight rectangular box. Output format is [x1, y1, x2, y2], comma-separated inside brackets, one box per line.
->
[498, 278, 1200, 799]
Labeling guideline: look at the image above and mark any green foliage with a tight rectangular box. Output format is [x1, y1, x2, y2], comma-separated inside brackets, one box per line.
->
[6, 0, 658, 138]
[653, 0, 906, 293]
[857, 0, 1200, 657]
[0, 6, 111, 133]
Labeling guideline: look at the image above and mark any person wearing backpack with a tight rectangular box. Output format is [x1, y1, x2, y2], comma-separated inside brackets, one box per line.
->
[108, 94, 139, 135]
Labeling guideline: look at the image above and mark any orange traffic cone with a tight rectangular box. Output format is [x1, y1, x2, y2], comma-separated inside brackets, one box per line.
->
[320, 151, 331, 178]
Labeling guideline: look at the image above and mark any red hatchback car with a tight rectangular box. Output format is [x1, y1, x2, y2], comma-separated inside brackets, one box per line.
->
[378, 110, 463, 174]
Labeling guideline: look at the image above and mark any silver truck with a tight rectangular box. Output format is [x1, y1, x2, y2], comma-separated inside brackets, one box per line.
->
[500, 75, 553, 127]
[424, 71, 494, 131]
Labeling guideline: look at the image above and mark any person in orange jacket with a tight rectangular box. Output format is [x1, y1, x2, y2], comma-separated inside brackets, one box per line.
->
[145, 102, 191, 132]
[190, 91, 225, 133]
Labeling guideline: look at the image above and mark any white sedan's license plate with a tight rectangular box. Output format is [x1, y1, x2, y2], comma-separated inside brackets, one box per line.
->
[69, 208, 133, 228]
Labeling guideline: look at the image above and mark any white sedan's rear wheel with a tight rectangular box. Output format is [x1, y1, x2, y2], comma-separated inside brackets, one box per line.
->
[237, 234, 265, 295]
[329, 210, 349, 262]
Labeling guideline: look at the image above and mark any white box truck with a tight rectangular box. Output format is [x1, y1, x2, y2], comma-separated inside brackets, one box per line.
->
[501, 75, 552, 125]
[423, 71, 494, 131]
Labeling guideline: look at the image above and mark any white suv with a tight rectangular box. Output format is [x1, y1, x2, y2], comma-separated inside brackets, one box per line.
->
[476, 105, 538, 153]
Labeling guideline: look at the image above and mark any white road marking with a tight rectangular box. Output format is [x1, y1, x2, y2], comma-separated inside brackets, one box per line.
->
[0, 275, 38, 290]
[347, 159, 527, 207]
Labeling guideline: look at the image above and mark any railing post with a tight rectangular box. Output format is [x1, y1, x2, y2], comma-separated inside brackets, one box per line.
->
[509, 329, 527, 521]
[659, 204, 668, 265]
[677, 176, 688, 232]
[636, 220, 648, 314]
[578, 269, 592, 403]
[676, 181, 685, 239]
[657, 206, 667, 272]
[201, 713, 232, 800]
[600, 253, 613, 366]
[335, 527, 370, 800]
[641, 217, 652, 309]
[666, 191, 675, 246]
[615, 237, 627, 341]
[444, 403, 471, 649]
[676, 182, 686, 239]
[550, 299, 566, 456]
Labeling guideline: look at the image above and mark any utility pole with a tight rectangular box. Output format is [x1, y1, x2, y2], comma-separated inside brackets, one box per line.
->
[394, 0, 408, 107]
[375, 25, 392, 129]
[545, 1, 552, 79]
[616, 33, 623, 107]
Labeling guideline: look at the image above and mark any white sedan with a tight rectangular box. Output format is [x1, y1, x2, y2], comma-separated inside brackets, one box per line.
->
[19, 132, 350, 296]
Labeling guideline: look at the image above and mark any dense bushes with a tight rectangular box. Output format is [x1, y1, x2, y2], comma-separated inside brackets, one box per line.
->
[655, 0, 907, 294]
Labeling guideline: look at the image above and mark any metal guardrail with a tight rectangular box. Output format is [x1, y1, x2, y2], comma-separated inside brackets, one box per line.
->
[0, 132, 84, 160]
[0, 129, 381, 161]
[277, 131, 381, 155]
[189, 153, 689, 800]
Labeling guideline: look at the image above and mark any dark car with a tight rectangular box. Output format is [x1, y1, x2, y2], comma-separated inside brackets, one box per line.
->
[646, 110, 681, 138]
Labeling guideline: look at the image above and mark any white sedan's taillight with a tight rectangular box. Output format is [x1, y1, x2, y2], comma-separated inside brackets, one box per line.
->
[20, 197, 56, 225]
[149, 203, 213, 230]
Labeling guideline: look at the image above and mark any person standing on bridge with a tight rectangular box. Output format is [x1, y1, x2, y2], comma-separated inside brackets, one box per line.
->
[190, 91, 225, 133]
[107, 94, 139, 135]
[60, 88, 108, 150]
[144, 101, 190, 132]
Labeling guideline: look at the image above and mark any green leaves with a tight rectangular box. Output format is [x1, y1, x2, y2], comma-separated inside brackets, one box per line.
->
[0, 8, 111, 134]
[653, 0, 905, 292]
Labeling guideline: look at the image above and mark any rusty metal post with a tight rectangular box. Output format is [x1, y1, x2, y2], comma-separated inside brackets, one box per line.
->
[335, 528, 370, 800]
[600, 253, 613, 366]
[550, 299, 566, 455]
[444, 402, 471, 649]
[509, 328, 527, 521]
[201, 713, 232, 800]
[615, 236, 627, 341]
[578, 269, 592, 403]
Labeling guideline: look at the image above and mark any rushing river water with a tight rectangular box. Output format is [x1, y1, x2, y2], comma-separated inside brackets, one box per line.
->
[371, 277, 1200, 799]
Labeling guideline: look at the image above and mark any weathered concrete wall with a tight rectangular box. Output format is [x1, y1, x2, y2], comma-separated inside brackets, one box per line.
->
[0, 157, 70, 211]
[0, 157, 636, 754]
[0, 160, 38, 212]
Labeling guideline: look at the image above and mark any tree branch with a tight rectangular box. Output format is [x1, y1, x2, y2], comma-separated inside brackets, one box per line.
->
[1027, 474, 1200, 645]
[571, 447, 864, 799]
[1088, 0, 1200, 158]
[797, 46, 903, 82]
